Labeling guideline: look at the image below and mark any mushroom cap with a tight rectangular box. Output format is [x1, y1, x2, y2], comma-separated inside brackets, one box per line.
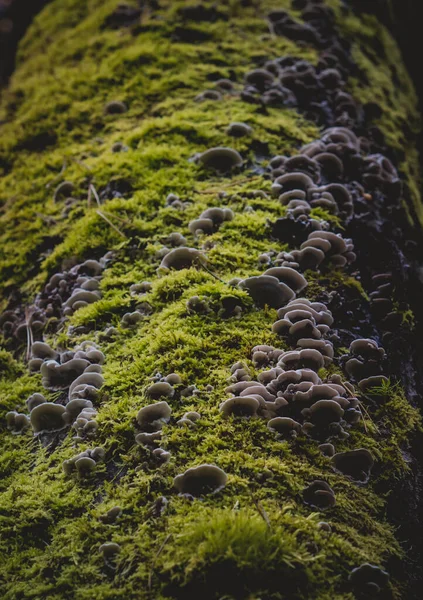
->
[99, 542, 121, 558]
[104, 100, 127, 114]
[307, 231, 348, 255]
[239, 275, 295, 308]
[75, 456, 96, 476]
[136, 400, 172, 428]
[159, 247, 206, 271]
[331, 448, 374, 482]
[318, 443, 335, 457]
[303, 480, 336, 510]
[196, 147, 243, 171]
[226, 122, 253, 137]
[26, 393, 47, 411]
[135, 431, 162, 446]
[263, 267, 307, 292]
[267, 416, 301, 434]
[200, 207, 234, 225]
[278, 348, 325, 371]
[69, 372, 104, 399]
[30, 403, 66, 433]
[146, 381, 174, 399]
[358, 375, 389, 397]
[189, 218, 214, 235]
[219, 395, 260, 417]
[348, 563, 390, 592]
[173, 464, 227, 496]
[271, 172, 314, 197]
[349, 338, 384, 359]
[41, 358, 90, 390]
[308, 399, 344, 424]
[31, 342, 59, 360]
[64, 289, 101, 309]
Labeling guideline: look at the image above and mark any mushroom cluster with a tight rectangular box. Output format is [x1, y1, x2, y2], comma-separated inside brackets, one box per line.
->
[342, 338, 385, 383]
[8, 341, 105, 439]
[62, 446, 105, 478]
[0, 254, 110, 347]
[189, 206, 234, 237]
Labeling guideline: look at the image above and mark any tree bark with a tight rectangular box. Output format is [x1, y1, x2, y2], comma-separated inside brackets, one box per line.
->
[1, 1, 422, 598]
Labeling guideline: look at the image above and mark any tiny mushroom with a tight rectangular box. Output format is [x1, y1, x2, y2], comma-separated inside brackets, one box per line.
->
[173, 464, 228, 496]
[303, 480, 336, 510]
[195, 147, 243, 172]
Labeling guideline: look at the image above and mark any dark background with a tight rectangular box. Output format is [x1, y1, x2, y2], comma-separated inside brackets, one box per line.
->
[1, 0, 422, 106]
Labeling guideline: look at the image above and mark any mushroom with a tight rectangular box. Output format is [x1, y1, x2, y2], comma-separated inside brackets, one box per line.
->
[332, 449, 374, 483]
[40, 358, 90, 390]
[26, 393, 47, 411]
[135, 431, 162, 446]
[303, 480, 336, 510]
[104, 100, 127, 114]
[146, 382, 174, 399]
[195, 89, 222, 102]
[239, 275, 295, 308]
[30, 403, 66, 434]
[62, 447, 105, 477]
[226, 122, 253, 137]
[219, 395, 260, 417]
[348, 563, 390, 596]
[136, 401, 172, 431]
[318, 443, 335, 457]
[6, 411, 30, 433]
[263, 267, 307, 293]
[267, 416, 301, 438]
[159, 247, 206, 272]
[99, 542, 121, 560]
[195, 147, 243, 172]
[173, 464, 227, 496]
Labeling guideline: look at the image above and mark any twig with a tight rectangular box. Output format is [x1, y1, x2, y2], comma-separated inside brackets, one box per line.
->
[100, 210, 132, 226]
[199, 262, 228, 285]
[71, 157, 92, 172]
[249, 489, 271, 529]
[96, 210, 127, 238]
[25, 308, 34, 362]
[148, 534, 172, 591]
[45, 159, 67, 189]
[90, 184, 102, 207]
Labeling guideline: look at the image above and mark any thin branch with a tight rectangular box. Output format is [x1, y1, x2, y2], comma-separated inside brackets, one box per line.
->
[71, 157, 92, 172]
[148, 534, 172, 591]
[25, 308, 34, 362]
[198, 261, 228, 285]
[90, 184, 102, 207]
[96, 210, 127, 238]
[100, 210, 132, 226]
[249, 489, 271, 530]
[45, 159, 67, 189]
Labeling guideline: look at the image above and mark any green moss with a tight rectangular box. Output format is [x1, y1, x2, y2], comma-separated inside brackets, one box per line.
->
[0, 0, 421, 599]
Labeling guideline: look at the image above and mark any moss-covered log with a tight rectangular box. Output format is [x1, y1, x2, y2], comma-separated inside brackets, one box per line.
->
[1, 1, 423, 598]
